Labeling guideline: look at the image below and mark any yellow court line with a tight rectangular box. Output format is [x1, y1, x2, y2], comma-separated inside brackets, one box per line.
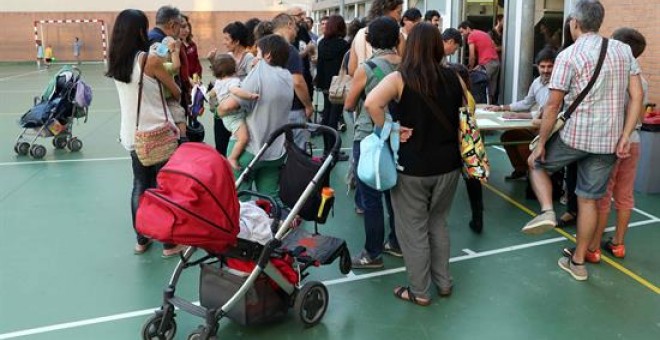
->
[483, 182, 660, 295]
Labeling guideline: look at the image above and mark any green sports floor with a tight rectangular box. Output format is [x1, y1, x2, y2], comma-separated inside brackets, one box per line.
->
[0, 63, 658, 340]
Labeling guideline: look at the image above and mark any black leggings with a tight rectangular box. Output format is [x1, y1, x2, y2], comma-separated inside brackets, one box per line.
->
[214, 118, 231, 156]
[130, 152, 174, 249]
[321, 92, 342, 153]
[464, 177, 483, 222]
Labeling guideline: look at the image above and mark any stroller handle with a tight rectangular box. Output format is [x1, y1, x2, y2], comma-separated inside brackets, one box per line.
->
[266, 123, 341, 154]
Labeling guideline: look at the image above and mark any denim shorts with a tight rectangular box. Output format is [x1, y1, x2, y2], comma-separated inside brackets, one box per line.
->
[535, 135, 617, 199]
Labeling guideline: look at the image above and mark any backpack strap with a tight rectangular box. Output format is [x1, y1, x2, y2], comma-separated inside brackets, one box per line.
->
[360, 60, 387, 100]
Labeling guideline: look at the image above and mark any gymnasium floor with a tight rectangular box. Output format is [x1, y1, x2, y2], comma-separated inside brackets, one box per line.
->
[0, 63, 658, 340]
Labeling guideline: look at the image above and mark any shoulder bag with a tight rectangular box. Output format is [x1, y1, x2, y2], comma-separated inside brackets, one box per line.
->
[134, 53, 179, 166]
[328, 53, 352, 105]
[357, 120, 401, 191]
[529, 37, 608, 150]
[422, 74, 490, 182]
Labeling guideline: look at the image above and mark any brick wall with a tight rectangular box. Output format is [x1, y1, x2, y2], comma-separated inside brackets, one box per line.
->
[600, 0, 660, 106]
[0, 11, 279, 63]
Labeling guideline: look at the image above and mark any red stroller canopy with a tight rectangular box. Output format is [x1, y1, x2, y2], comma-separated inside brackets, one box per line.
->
[137, 143, 240, 254]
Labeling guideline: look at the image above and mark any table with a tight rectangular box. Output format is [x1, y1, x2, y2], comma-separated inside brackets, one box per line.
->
[474, 107, 537, 131]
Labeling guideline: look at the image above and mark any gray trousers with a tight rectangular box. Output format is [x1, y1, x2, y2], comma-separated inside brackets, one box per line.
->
[390, 170, 460, 299]
[482, 60, 500, 100]
[288, 109, 309, 150]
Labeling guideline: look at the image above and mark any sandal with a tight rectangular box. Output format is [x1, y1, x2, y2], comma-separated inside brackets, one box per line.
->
[557, 212, 577, 228]
[162, 244, 188, 258]
[134, 239, 153, 255]
[393, 286, 431, 306]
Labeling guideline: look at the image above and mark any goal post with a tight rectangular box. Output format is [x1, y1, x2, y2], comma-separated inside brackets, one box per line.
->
[34, 19, 108, 66]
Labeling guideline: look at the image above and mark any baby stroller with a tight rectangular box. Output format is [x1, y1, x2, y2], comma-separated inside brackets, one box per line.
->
[14, 65, 92, 159]
[136, 124, 351, 339]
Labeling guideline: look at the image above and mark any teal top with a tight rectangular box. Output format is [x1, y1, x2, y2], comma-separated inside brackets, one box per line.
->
[353, 56, 399, 141]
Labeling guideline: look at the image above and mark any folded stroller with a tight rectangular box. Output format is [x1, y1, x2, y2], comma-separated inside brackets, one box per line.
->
[14, 65, 92, 159]
[137, 124, 351, 340]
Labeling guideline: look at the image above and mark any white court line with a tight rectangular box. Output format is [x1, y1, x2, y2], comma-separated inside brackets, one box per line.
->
[0, 70, 46, 82]
[462, 249, 478, 255]
[487, 144, 660, 221]
[0, 147, 352, 167]
[0, 218, 658, 339]
[0, 157, 129, 167]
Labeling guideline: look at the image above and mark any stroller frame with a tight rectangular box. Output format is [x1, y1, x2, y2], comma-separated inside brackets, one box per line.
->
[142, 124, 350, 340]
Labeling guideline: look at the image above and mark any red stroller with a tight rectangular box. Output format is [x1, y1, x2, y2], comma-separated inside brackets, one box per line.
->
[136, 124, 351, 340]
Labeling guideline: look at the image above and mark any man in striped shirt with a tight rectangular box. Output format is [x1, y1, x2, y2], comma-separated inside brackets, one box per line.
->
[521, 0, 644, 282]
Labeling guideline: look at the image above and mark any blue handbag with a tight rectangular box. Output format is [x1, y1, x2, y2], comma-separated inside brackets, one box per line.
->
[357, 120, 401, 191]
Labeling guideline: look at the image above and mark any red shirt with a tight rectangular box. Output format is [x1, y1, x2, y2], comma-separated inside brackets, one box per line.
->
[467, 29, 499, 65]
[183, 41, 202, 79]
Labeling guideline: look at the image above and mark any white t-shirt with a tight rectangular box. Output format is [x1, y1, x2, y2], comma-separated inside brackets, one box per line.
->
[115, 53, 177, 151]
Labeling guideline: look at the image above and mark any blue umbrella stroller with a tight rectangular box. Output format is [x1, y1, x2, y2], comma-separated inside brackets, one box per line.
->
[14, 65, 92, 159]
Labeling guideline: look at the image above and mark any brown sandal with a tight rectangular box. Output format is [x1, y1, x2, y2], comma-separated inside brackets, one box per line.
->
[393, 286, 431, 306]
[134, 240, 153, 255]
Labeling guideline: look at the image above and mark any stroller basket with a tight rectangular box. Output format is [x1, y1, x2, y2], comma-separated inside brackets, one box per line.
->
[200, 262, 288, 327]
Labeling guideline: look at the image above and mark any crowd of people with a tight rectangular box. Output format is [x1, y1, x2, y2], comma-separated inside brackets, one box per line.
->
[106, 0, 649, 305]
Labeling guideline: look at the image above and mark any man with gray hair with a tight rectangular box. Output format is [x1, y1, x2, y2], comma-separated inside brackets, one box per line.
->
[272, 13, 314, 149]
[147, 6, 190, 141]
[522, 0, 644, 281]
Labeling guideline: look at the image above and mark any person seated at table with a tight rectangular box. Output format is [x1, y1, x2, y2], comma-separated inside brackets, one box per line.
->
[485, 47, 557, 180]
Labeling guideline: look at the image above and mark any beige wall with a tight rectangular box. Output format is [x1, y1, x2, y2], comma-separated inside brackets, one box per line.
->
[2, 0, 311, 12]
[0, 11, 284, 62]
[599, 0, 659, 106]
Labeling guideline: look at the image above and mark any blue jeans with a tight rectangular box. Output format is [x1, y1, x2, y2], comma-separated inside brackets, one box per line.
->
[353, 141, 398, 258]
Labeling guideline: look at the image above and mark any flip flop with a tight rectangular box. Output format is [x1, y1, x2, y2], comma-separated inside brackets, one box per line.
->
[393, 286, 431, 306]
[134, 239, 153, 255]
[162, 244, 187, 258]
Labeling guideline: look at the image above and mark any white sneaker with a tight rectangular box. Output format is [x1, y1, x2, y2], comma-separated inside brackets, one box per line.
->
[521, 210, 557, 235]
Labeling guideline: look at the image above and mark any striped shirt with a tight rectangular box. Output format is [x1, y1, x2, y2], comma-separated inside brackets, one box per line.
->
[550, 33, 640, 154]
[509, 76, 550, 118]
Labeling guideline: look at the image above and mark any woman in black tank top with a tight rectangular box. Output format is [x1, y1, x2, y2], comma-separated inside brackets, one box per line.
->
[364, 23, 464, 305]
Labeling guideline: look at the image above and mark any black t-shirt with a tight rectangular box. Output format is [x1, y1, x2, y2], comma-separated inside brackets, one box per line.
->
[396, 69, 463, 176]
[286, 44, 305, 110]
[294, 24, 314, 95]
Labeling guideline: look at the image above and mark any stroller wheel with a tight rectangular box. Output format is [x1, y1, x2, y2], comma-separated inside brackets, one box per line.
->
[294, 281, 329, 327]
[187, 327, 217, 340]
[14, 142, 30, 156]
[29, 144, 47, 159]
[141, 314, 177, 340]
[67, 138, 83, 152]
[53, 136, 68, 149]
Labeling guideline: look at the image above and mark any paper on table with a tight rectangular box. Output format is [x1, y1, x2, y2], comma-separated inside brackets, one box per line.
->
[476, 118, 499, 128]
[496, 116, 532, 122]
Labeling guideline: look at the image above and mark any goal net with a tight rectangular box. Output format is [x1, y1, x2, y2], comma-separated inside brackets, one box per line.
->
[34, 19, 108, 66]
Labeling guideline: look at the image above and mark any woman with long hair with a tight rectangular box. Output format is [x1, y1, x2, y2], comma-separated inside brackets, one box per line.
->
[106, 9, 186, 257]
[316, 15, 350, 156]
[179, 15, 202, 80]
[365, 23, 464, 306]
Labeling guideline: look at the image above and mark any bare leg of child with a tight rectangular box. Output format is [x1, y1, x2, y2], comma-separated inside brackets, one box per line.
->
[228, 123, 249, 170]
